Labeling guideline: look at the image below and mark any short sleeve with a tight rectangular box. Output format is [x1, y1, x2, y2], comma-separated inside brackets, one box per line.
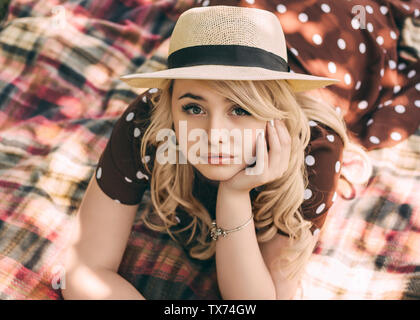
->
[95, 92, 155, 205]
[299, 120, 345, 235]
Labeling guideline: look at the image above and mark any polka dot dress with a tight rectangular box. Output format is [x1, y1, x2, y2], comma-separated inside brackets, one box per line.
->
[95, 90, 155, 205]
[205, 0, 420, 151]
[95, 90, 344, 236]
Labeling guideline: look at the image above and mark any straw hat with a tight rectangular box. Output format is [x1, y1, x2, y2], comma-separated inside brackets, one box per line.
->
[119, 5, 339, 92]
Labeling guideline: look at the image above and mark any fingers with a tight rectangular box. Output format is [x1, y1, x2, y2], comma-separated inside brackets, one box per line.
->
[246, 131, 266, 176]
[275, 119, 291, 147]
[269, 119, 292, 177]
[267, 119, 281, 168]
[275, 119, 292, 161]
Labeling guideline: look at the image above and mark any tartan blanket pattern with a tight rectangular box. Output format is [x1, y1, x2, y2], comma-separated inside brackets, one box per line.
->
[0, 0, 418, 299]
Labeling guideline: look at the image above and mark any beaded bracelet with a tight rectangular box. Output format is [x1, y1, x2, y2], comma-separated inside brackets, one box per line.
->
[210, 213, 254, 241]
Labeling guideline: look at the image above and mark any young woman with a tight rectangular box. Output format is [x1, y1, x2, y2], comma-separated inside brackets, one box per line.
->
[62, 5, 363, 300]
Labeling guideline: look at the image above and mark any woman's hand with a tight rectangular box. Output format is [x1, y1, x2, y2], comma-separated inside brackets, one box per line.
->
[219, 118, 292, 194]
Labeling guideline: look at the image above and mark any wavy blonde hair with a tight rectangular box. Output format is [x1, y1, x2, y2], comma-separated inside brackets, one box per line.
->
[136, 78, 369, 280]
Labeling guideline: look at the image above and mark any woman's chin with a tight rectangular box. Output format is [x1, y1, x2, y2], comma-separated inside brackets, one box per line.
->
[194, 163, 244, 182]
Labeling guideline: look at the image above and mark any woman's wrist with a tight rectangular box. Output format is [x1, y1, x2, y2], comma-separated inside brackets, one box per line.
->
[218, 181, 251, 198]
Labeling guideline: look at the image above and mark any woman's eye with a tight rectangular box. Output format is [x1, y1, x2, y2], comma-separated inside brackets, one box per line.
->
[182, 104, 204, 115]
[231, 107, 251, 116]
[181, 104, 251, 116]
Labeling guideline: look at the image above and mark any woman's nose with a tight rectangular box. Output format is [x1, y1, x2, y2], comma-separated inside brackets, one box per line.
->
[207, 116, 231, 143]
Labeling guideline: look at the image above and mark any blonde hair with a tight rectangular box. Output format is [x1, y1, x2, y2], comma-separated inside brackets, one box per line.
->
[135, 78, 370, 280]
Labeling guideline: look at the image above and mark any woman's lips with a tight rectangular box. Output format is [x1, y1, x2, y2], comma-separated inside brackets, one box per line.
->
[200, 155, 235, 164]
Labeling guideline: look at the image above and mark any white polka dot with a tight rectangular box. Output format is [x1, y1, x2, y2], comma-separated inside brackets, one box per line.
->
[313, 228, 320, 236]
[351, 18, 360, 29]
[305, 155, 315, 166]
[202, 0, 209, 6]
[416, 83, 420, 91]
[142, 155, 151, 163]
[114, 199, 121, 204]
[378, 103, 383, 109]
[142, 96, 147, 103]
[390, 30, 397, 40]
[369, 136, 380, 144]
[415, 9, 420, 17]
[408, 70, 416, 78]
[332, 192, 337, 202]
[125, 177, 132, 183]
[321, 4, 331, 13]
[402, 4, 410, 11]
[344, 73, 352, 85]
[126, 112, 134, 121]
[148, 88, 158, 94]
[328, 62, 336, 73]
[290, 69, 295, 73]
[245, 0, 254, 4]
[134, 128, 141, 137]
[415, 100, 420, 108]
[380, 68, 384, 77]
[276, 4, 287, 13]
[384, 99, 393, 106]
[388, 60, 396, 69]
[96, 167, 102, 179]
[367, 118, 374, 126]
[380, 6, 388, 15]
[355, 81, 361, 90]
[390, 132, 402, 141]
[379, 85, 383, 91]
[304, 188, 312, 200]
[136, 170, 149, 180]
[358, 100, 368, 110]
[175, 215, 181, 223]
[316, 203, 326, 214]
[359, 43, 366, 54]
[298, 13, 308, 23]
[309, 120, 318, 127]
[398, 63, 407, 70]
[327, 134, 335, 142]
[335, 107, 341, 115]
[312, 34, 323, 45]
[290, 47, 299, 56]
[365, 5, 373, 14]
[393, 85, 401, 94]
[337, 38, 346, 50]
[335, 161, 341, 173]
[394, 105, 406, 113]
[376, 36, 384, 45]
[367, 23, 374, 32]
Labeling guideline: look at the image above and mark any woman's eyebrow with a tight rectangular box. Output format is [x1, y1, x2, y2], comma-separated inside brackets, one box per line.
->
[178, 93, 231, 103]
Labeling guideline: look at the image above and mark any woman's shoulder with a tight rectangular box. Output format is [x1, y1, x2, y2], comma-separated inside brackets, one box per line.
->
[301, 119, 345, 234]
[94, 91, 157, 205]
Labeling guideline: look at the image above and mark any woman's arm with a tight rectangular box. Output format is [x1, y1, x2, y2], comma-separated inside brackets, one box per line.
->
[62, 175, 146, 300]
[215, 184, 277, 300]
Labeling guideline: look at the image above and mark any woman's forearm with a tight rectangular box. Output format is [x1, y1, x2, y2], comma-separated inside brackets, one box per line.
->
[215, 185, 277, 300]
[62, 265, 146, 300]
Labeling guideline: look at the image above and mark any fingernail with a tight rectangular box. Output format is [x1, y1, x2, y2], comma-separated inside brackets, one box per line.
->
[269, 119, 274, 127]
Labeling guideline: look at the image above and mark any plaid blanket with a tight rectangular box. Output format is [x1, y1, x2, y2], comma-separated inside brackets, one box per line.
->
[0, 0, 418, 300]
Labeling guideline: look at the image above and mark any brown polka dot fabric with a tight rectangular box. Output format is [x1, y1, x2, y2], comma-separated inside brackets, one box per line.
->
[95, 89, 344, 236]
[206, 0, 420, 151]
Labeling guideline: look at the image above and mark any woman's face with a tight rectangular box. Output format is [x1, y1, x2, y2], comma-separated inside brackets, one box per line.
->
[171, 79, 267, 183]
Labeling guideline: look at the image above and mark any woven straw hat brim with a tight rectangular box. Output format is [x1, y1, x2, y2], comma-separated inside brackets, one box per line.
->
[120, 65, 340, 93]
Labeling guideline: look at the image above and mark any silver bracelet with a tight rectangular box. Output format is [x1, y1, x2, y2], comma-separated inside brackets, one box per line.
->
[210, 213, 254, 241]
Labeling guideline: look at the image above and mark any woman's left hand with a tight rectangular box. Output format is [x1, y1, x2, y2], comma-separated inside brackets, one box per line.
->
[219, 118, 292, 194]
